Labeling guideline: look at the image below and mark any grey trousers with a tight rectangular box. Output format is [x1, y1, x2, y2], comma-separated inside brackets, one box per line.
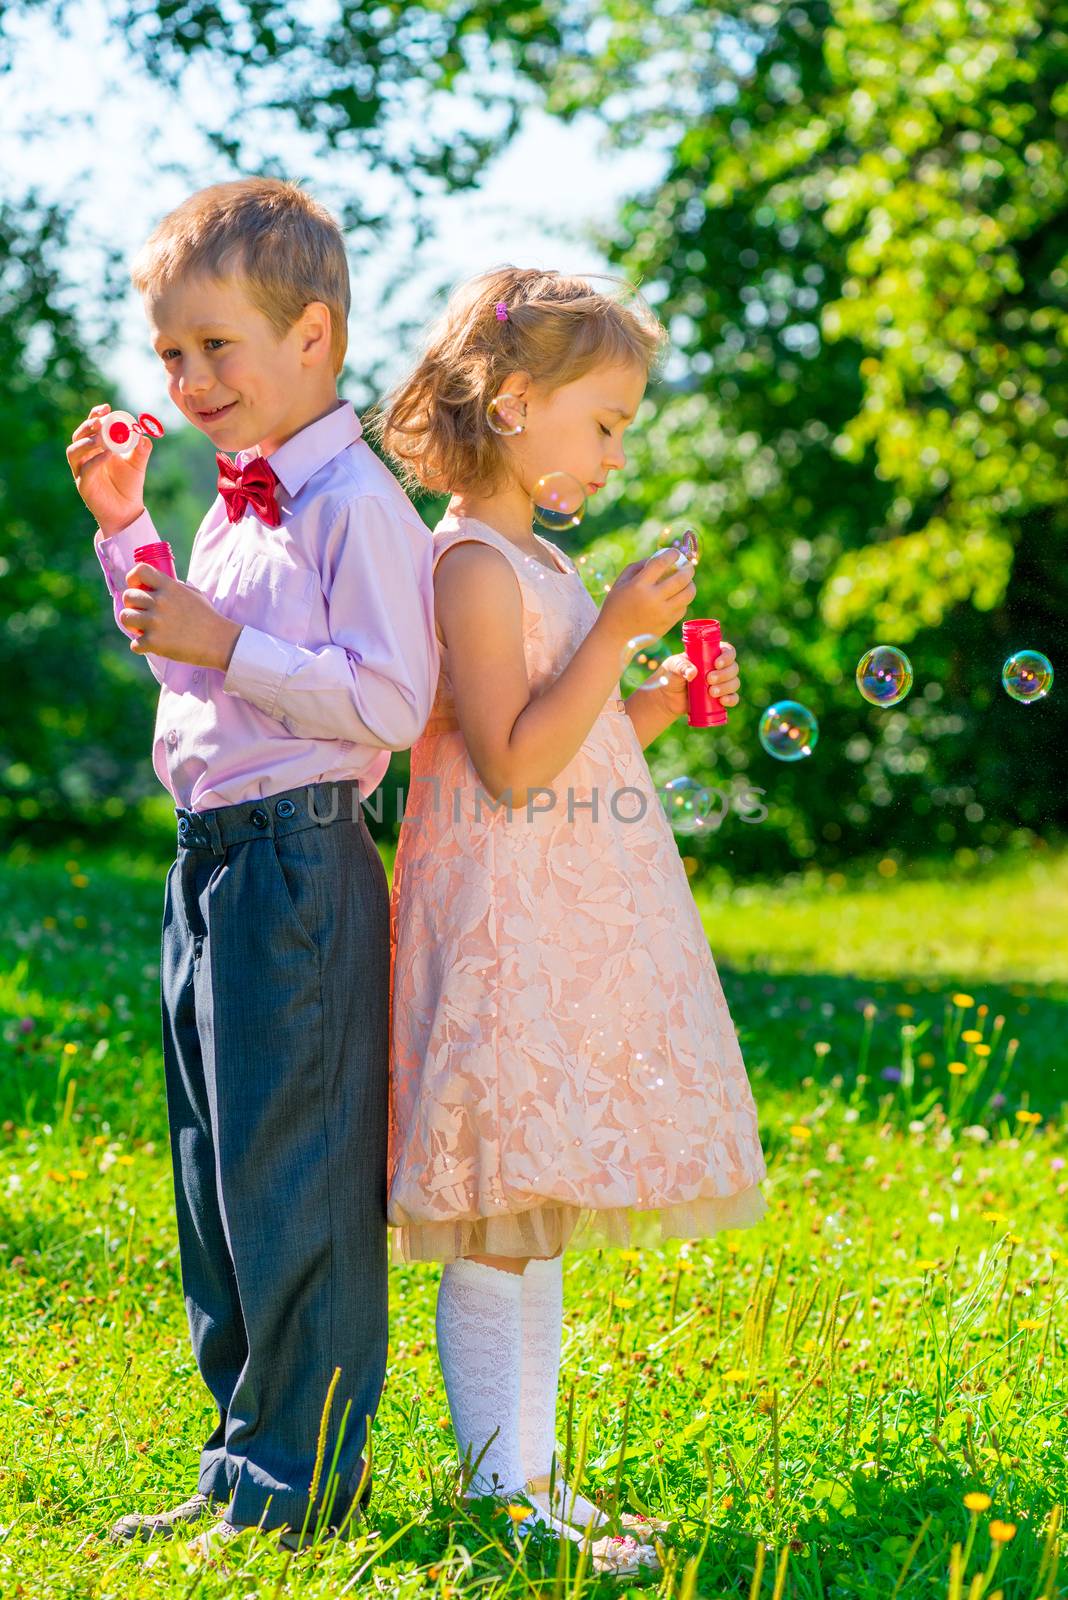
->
[160, 778, 389, 1532]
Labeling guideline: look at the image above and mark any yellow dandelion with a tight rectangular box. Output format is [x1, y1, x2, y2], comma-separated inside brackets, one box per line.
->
[948, 1061, 967, 1076]
[722, 1494, 734, 1510]
[63, 1042, 78, 1056]
[116, 1154, 135, 1167]
[42, 916, 57, 929]
[918, 1052, 935, 1067]
[961, 1030, 983, 1044]
[46, 1170, 67, 1183]
[73, 916, 88, 930]
[789, 1124, 812, 1140]
[619, 1250, 642, 1263]
[964, 1493, 991, 1513]
[895, 1004, 914, 1018]
[1019, 1318, 1044, 1330]
[1015, 1110, 1042, 1125]
[989, 1521, 1016, 1544]
[725, 1239, 741, 1255]
[917, 1259, 940, 1271]
[952, 993, 975, 1008]
[723, 1369, 749, 1382]
[64, 859, 79, 873]
[71, 874, 89, 889]
[69, 1169, 88, 1183]
[977, 1004, 989, 1017]
[507, 1504, 531, 1523]
[981, 1210, 1007, 1224]
[615, 1297, 635, 1310]
[974, 1044, 991, 1057]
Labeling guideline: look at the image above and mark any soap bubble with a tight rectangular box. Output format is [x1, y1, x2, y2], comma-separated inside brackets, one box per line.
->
[1002, 650, 1053, 703]
[856, 645, 914, 707]
[621, 635, 671, 694]
[658, 776, 713, 836]
[759, 700, 818, 761]
[486, 394, 526, 436]
[656, 525, 700, 568]
[532, 472, 586, 533]
[575, 553, 613, 598]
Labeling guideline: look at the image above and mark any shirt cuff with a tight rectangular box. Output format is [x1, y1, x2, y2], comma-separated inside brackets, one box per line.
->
[222, 624, 289, 719]
[94, 512, 157, 600]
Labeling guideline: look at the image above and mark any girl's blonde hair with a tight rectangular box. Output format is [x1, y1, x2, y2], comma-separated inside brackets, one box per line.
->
[378, 266, 665, 494]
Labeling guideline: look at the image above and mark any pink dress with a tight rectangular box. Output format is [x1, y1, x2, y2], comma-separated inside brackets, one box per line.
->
[388, 512, 767, 1263]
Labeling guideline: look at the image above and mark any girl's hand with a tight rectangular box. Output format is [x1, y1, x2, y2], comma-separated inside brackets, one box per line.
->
[633, 640, 741, 722]
[599, 546, 697, 647]
[67, 404, 152, 536]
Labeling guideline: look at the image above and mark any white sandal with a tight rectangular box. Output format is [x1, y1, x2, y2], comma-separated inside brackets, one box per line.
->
[525, 1473, 670, 1535]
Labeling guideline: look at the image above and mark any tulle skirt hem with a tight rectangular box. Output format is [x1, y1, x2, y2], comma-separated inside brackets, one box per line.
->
[390, 1182, 767, 1264]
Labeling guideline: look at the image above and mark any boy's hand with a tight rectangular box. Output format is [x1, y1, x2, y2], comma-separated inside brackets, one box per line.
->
[598, 546, 697, 647]
[67, 404, 152, 536]
[635, 640, 741, 722]
[120, 565, 243, 671]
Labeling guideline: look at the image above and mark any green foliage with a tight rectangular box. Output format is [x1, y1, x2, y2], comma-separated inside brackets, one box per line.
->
[558, 0, 1068, 872]
[0, 843, 1065, 1596]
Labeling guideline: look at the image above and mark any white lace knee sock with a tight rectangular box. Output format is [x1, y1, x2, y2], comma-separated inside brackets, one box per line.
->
[436, 1259, 525, 1497]
[519, 1255, 608, 1529]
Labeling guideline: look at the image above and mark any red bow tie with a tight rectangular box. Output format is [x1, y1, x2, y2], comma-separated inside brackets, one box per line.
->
[216, 453, 282, 528]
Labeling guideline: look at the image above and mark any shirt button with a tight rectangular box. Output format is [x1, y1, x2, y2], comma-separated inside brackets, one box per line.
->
[166, 729, 179, 747]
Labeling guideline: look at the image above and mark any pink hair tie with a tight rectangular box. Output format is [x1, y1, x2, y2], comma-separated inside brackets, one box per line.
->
[495, 301, 509, 322]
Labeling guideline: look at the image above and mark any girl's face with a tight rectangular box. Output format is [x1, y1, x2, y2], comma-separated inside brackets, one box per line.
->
[501, 359, 647, 506]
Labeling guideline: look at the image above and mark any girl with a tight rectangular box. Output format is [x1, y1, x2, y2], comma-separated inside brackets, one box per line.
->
[381, 268, 766, 1571]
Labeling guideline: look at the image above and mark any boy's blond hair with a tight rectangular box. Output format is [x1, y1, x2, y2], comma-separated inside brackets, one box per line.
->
[378, 266, 664, 495]
[131, 178, 351, 374]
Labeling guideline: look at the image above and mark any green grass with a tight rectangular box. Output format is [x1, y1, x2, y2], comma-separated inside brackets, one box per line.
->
[0, 840, 1065, 1598]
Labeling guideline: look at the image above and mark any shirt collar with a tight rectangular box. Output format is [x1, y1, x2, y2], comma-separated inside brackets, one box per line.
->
[240, 401, 363, 499]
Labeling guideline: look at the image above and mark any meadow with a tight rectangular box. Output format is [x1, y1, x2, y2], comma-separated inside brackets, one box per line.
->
[0, 836, 1064, 1599]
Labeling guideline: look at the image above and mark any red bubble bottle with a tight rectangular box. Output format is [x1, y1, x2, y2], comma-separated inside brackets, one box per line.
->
[682, 618, 728, 727]
[132, 541, 177, 586]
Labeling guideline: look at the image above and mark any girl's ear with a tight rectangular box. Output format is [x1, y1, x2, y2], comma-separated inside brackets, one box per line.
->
[499, 369, 532, 401]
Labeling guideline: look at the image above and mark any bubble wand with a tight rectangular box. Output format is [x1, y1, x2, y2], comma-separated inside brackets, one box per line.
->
[99, 407, 178, 586]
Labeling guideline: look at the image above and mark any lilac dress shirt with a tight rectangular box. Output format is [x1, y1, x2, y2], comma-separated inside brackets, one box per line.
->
[95, 401, 438, 812]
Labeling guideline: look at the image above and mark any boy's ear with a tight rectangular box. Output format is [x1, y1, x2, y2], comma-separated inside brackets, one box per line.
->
[297, 301, 333, 367]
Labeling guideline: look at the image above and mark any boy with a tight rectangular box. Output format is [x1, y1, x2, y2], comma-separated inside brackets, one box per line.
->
[66, 178, 437, 1556]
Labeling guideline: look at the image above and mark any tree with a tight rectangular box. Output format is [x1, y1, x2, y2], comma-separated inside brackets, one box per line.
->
[551, 0, 1067, 871]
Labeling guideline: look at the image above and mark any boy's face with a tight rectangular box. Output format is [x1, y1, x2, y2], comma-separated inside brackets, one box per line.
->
[145, 273, 328, 456]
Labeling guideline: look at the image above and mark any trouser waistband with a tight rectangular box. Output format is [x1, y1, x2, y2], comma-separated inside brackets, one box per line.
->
[174, 779, 365, 853]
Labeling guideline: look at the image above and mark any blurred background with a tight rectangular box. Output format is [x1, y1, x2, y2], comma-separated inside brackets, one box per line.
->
[1, 0, 1064, 881]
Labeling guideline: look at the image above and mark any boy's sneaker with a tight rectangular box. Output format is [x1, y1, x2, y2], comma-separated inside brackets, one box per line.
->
[110, 1490, 220, 1542]
[187, 1517, 353, 1562]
